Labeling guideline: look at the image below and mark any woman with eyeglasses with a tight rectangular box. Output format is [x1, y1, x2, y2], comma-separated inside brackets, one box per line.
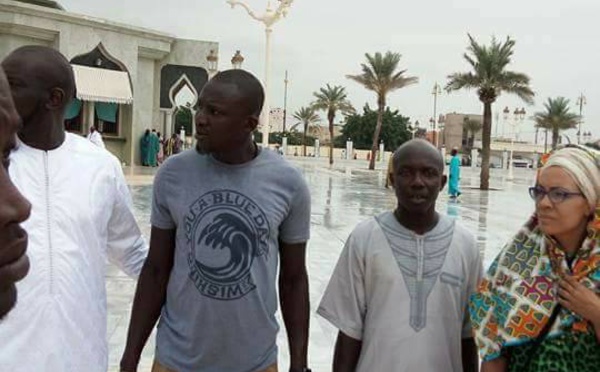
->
[469, 144, 600, 372]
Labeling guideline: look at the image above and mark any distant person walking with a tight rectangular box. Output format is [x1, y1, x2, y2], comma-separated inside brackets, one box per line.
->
[147, 129, 160, 167]
[87, 125, 105, 149]
[140, 129, 150, 166]
[157, 132, 165, 164]
[449, 148, 461, 198]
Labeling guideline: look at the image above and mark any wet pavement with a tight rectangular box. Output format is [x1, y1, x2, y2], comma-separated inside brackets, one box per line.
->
[107, 157, 539, 371]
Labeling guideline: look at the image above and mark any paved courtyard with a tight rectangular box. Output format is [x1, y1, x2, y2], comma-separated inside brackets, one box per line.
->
[107, 157, 539, 371]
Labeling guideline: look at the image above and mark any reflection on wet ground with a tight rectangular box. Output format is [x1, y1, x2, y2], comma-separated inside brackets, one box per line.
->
[107, 159, 538, 371]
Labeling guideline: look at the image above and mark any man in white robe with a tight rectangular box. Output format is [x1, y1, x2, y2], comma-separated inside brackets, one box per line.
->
[0, 46, 148, 372]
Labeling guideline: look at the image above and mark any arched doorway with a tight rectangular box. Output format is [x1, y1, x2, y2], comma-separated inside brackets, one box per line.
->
[67, 43, 132, 137]
[159, 65, 208, 142]
[170, 75, 198, 137]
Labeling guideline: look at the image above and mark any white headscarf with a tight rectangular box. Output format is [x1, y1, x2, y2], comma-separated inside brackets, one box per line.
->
[543, 146, 600, 209]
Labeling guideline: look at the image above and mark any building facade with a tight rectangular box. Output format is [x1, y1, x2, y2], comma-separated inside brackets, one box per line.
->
[441, 112, 484, 151]
[0, 0, 218, 165]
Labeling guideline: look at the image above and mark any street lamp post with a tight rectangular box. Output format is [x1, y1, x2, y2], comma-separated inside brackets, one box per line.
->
[227, 0, 295, 148]
[506, 107, 526, 181]
[438, 114, 446, 148]
[576, 93, 587, 144]
[432, 83, 442, 148]
[283, 70, 289, 133]
[409, 120, 420, 139]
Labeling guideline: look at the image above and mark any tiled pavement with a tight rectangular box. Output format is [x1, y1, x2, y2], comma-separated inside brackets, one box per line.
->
[107, 158, 538, 371]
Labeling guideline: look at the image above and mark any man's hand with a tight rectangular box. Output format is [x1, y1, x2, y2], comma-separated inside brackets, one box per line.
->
[120, 227, 176, 372]
[279, 241, 310, 371]
[333, 331, 362, 372]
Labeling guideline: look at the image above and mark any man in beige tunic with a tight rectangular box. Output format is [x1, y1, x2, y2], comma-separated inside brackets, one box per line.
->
[318, 139, 482, 372]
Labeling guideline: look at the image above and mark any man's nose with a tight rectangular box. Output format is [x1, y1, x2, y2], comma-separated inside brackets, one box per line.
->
[411, 172, 426, 188]
[0, 179, 31, 227]
[195, 110, 207, 126]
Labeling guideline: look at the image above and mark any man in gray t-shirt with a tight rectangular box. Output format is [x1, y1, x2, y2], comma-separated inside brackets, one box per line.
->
[120, 70, 312, 372]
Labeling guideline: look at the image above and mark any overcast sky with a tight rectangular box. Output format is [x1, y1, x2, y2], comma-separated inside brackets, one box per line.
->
[60, 0, 600, 142]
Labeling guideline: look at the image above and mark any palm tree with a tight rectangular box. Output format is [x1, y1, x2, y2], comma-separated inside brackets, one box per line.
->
[312, 84, 354, 165]
[446, 35, 534, 190]
[533, 97, 579, 150]
[463, 117, 483, 149]
[347, 52, 418, 170]
[292, 107, 321, 157]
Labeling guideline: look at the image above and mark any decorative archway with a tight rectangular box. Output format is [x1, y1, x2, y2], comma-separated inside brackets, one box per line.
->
[70, 43, 128, 72]
[169, 75, 198, 136]
[159, 65, 208, 138]
[67, 43, 130, 136]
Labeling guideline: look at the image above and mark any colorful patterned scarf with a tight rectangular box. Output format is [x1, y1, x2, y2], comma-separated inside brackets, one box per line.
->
[469, 145, 600, 361]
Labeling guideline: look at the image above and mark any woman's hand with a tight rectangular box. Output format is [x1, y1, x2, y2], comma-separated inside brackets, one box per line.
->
[557, 275, 600, 329]
[481, 357, 507, 372]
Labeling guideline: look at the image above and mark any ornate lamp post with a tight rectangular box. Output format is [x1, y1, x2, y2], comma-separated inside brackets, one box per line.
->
[506, 107, 526, 181]
[226, 0, 295, 148]
[432, 83, 442, 148]
[438, 114, 446, 147]
[231, 50, 245, 69]
[576, 93, 587, 144]
[409, 120, 420, 139]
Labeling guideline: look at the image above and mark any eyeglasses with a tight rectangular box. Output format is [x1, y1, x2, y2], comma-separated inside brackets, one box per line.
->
[528, 186, 584, 204]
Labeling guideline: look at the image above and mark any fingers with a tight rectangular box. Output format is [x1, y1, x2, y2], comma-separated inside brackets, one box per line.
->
[557, 296, 573, 313]
[563, 275, 580, 287]
[558, 287, 573, 302]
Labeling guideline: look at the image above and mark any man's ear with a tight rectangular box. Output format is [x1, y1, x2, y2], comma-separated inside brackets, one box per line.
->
[246, 114, 259, 133]
[440, 174, 448, 190]
[47, 87, 65, 111]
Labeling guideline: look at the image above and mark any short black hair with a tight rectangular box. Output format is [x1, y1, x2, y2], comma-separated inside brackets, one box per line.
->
[211, 69, 265, 116]
[451, 148, 458, 156]
[4, 46, 76, 105]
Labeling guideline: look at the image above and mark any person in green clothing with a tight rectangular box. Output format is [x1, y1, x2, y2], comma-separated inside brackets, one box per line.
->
[146, 129, 160, 167]
[140, 129, 150, 166]
[448, 148, 461, 198]
[470, 144, 600, 372]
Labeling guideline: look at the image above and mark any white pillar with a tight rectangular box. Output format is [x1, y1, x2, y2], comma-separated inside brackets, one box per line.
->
[180, 128, 186, 150]
[471, 148, 478, 169]
[440, 147, 446, 163]
[282, 136, 288, 156]
[261, 27, 273, 148]
[164, 110, 173, 137]
[86, 102, 95, 133]
[315, 139, 320, 158]
[379, 142, 385, 162]
[502, 150, 509, 170]
[346, 140, 353, 160]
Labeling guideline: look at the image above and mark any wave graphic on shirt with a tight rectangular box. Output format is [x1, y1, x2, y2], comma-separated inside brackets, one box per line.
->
[196, 213, 256, 285]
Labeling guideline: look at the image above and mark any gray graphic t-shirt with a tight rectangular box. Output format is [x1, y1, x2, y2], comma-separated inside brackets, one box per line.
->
[151, 148, 311, 372]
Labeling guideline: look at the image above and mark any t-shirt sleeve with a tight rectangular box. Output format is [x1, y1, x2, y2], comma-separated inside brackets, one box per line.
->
[317, 233, 366, 340]
[462, 244, 484, 339]
[151, 166, 176, 230]
[279, 173, 311, 244]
